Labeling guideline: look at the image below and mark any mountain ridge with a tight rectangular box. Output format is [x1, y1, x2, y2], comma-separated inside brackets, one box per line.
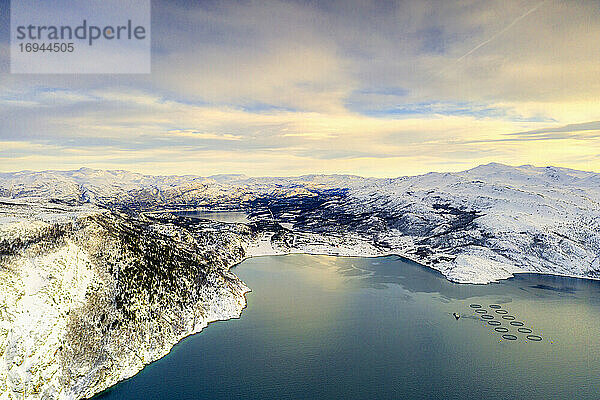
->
[1, 162, 598, 284]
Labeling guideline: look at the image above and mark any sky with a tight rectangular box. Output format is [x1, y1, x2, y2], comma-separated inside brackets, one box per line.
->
[1, 0, 600, 177]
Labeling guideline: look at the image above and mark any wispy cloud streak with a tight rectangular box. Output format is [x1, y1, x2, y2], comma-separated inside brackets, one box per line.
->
[456, 0, 547, 62]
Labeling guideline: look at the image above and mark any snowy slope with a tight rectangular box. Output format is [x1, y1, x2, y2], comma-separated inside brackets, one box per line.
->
[1, 163, 599, 284]
[333, 164, 600, 282]
[0, 201, 250, 400]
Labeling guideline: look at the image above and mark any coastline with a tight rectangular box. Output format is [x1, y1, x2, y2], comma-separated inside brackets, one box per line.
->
[1, 197, 599, 399]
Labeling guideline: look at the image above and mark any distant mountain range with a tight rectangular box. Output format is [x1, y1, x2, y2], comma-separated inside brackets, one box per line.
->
[2, 163, 599, 283]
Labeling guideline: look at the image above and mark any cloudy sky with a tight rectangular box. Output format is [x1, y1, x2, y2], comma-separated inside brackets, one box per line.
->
[1, 0, 600, 176]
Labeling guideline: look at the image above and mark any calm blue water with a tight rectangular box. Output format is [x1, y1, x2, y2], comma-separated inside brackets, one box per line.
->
[95, 255, 600, 400]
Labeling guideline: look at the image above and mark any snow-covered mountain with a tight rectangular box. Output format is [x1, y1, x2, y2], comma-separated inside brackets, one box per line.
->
[1, 163, 599, 399]
[0, 201, 251, 400]
[2, 162, 599, 284]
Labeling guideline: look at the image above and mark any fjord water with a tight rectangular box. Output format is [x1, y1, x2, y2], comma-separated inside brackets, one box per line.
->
[96, 255, 600, 400]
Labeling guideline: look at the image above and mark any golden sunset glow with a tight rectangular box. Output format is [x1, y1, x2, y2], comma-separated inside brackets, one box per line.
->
[1, 0, 599, 175]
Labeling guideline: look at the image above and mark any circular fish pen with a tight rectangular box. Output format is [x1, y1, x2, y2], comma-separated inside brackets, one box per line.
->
[502, 315, 515, 320]
[510, 321, 524, 326]
[488, 320, 501, 326]
[517, 328, 533, 334]
[469, 304, 482, 309]
[502, 334, 518, 341]
[495, 310, 508, 315]
[526, 335, 542, 342]
[481, 315, 494, 320]
[495, 327, 509, 333]
[475, 309, 487, 314]
[489, 304, 502, 309]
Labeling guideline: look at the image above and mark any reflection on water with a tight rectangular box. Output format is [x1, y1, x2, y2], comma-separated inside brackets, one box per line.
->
[95, 255, 600, 400]
[174, 210, 249, 223]
[528, 284, 577, 293]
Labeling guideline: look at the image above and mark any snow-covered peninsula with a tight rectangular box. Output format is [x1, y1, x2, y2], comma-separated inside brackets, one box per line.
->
[1, 163, 599, 399]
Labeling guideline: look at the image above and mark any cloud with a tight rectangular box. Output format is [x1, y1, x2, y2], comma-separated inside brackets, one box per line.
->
[0, 88, 558, 175]
[507, 121, 600, 137]
[454, 0, 547, 62]
[1, 0, 600, 175]
[167, 129, 243, 141]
